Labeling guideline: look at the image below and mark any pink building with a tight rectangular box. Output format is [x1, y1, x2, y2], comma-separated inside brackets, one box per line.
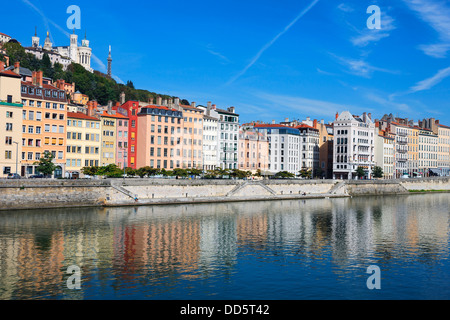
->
[115, 113, 129, 169]
[238, 127, 269, 174]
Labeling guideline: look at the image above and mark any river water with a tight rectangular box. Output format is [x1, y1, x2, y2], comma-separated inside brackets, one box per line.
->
[0, 194, 449, 300]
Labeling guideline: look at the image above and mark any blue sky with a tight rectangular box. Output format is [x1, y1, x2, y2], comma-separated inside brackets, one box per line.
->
[2, 0, 450, 125]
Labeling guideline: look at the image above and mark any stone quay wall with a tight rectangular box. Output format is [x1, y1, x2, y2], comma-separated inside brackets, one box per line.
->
[0, 177, 449, 211]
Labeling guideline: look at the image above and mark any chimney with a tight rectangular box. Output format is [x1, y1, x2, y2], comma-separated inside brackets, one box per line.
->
[107, 101, 113, 114]
[368, 113, 372, 120]
[87, 101, 96, 117]
[156, 96, 162, 105]
[115, 101, 120, 107]
[313, 119, 318, 128]
[320, 119, 324, 124]
[285, 118, 289, 122]
[335, 112, 339, 120]
[228, 106, 235, 113]
[14, 61, 20, 74]
[120, 91, 125, 104]
[306, 117, 310, 121]
[191, 101, 196, 108]
[363, 112, 367, 122]
[272, 120, 275, 124]
[207, 101, 212, 108]
[162, 98, 167, 106]
[174, 97, 180, 106]
[211, 104, 216, 110]
[32, 70, 43, 87]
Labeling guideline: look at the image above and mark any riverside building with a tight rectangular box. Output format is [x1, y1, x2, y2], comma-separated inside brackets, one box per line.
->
[333, 111, 375, 180]
[136, 104, 184, 170]
[238, 127, 269, 174]
[0, 63, 23, 178]
[66, 112, 101, 177]
[20, 70, 68, 178]
[253, 123, 301, 176]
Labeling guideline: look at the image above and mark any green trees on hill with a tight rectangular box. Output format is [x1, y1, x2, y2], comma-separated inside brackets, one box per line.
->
[2, 41, 184, 106]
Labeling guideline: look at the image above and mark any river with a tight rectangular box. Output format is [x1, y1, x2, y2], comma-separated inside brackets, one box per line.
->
[0, 193, 449, 300]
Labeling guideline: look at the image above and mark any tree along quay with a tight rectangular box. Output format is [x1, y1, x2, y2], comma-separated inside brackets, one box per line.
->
[0, 177, 449, 211]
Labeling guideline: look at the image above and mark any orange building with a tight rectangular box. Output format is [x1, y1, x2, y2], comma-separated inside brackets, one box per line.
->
[136, 105, 184, 169]
[20, 70, 68, 177]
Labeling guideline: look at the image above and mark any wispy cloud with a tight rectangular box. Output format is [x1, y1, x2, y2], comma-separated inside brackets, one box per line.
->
[366, 92, 411, 112]
[402, 0, 450, 58]
[331, 54, 398, 78]
[409, 66, 450, 93]
[256, 91, 362, 118]
[206, 44, 230, 64]
[226, 0, 320, 86]
[337, 3, 354, 13]
[350, 13, 396, 47]
[316, 68, 337, 76]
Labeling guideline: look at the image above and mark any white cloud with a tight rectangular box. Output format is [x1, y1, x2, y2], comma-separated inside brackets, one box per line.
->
[402, 0, 450, 58]
[331, 54, 398, 78]
[350, 12, 396, 47]
[366, 93, 411, 112]
[337, 3, 354, 13]
[410, 66, 450, 92]
[256, 92, 361, 118]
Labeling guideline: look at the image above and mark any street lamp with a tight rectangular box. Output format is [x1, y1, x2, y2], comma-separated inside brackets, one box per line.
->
[13, 141, 19, 175]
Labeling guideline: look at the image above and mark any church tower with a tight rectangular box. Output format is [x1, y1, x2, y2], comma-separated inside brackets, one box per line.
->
[43, 31, 52, 51]
[107, 46, 112, 78]
[69, 28, 78, 61]
[32, 26, 40, 48]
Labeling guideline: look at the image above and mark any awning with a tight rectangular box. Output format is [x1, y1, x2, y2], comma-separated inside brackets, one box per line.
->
[430, 168, 442, 175]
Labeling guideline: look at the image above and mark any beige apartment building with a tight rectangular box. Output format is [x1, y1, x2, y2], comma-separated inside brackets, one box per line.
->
[66, 112, 101, 177]
[181, 104, 203, 169]
[418, 128, 438, 176]
[0, 64, 23, 177]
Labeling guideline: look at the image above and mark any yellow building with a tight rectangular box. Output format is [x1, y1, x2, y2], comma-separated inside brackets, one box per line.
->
[0, 65, 23, 177]
[66, 112, 101, 177]
[100, 111, 117, 166]
[407, 126, 419, 177]
[72, 90, 89, 106]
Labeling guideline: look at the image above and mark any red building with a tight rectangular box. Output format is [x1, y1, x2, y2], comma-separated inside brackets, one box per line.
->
[113, 101, 140, 169]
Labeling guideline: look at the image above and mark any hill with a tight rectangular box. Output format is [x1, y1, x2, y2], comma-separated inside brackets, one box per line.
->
[0, 41, 189, 106]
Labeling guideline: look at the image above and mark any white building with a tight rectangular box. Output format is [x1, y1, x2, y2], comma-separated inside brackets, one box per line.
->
[333, 111, 376, 180]
[0, 32, 11, 44]
[297, 124, 320, 172]
[254, 124, 301, 175]
[26, 30, 93, 72]
[199, 102, 239, 170]
[202, 114, 218, 170]
[375, 133, 395, 179]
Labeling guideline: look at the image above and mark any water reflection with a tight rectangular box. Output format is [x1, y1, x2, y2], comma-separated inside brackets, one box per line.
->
[0, 194, 449, 299]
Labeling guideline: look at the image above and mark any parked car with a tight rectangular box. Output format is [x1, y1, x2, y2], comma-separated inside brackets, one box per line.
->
[7, 173, 21, 179]
[29, 174, 44, 179]
[401, 174, 410, 179]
